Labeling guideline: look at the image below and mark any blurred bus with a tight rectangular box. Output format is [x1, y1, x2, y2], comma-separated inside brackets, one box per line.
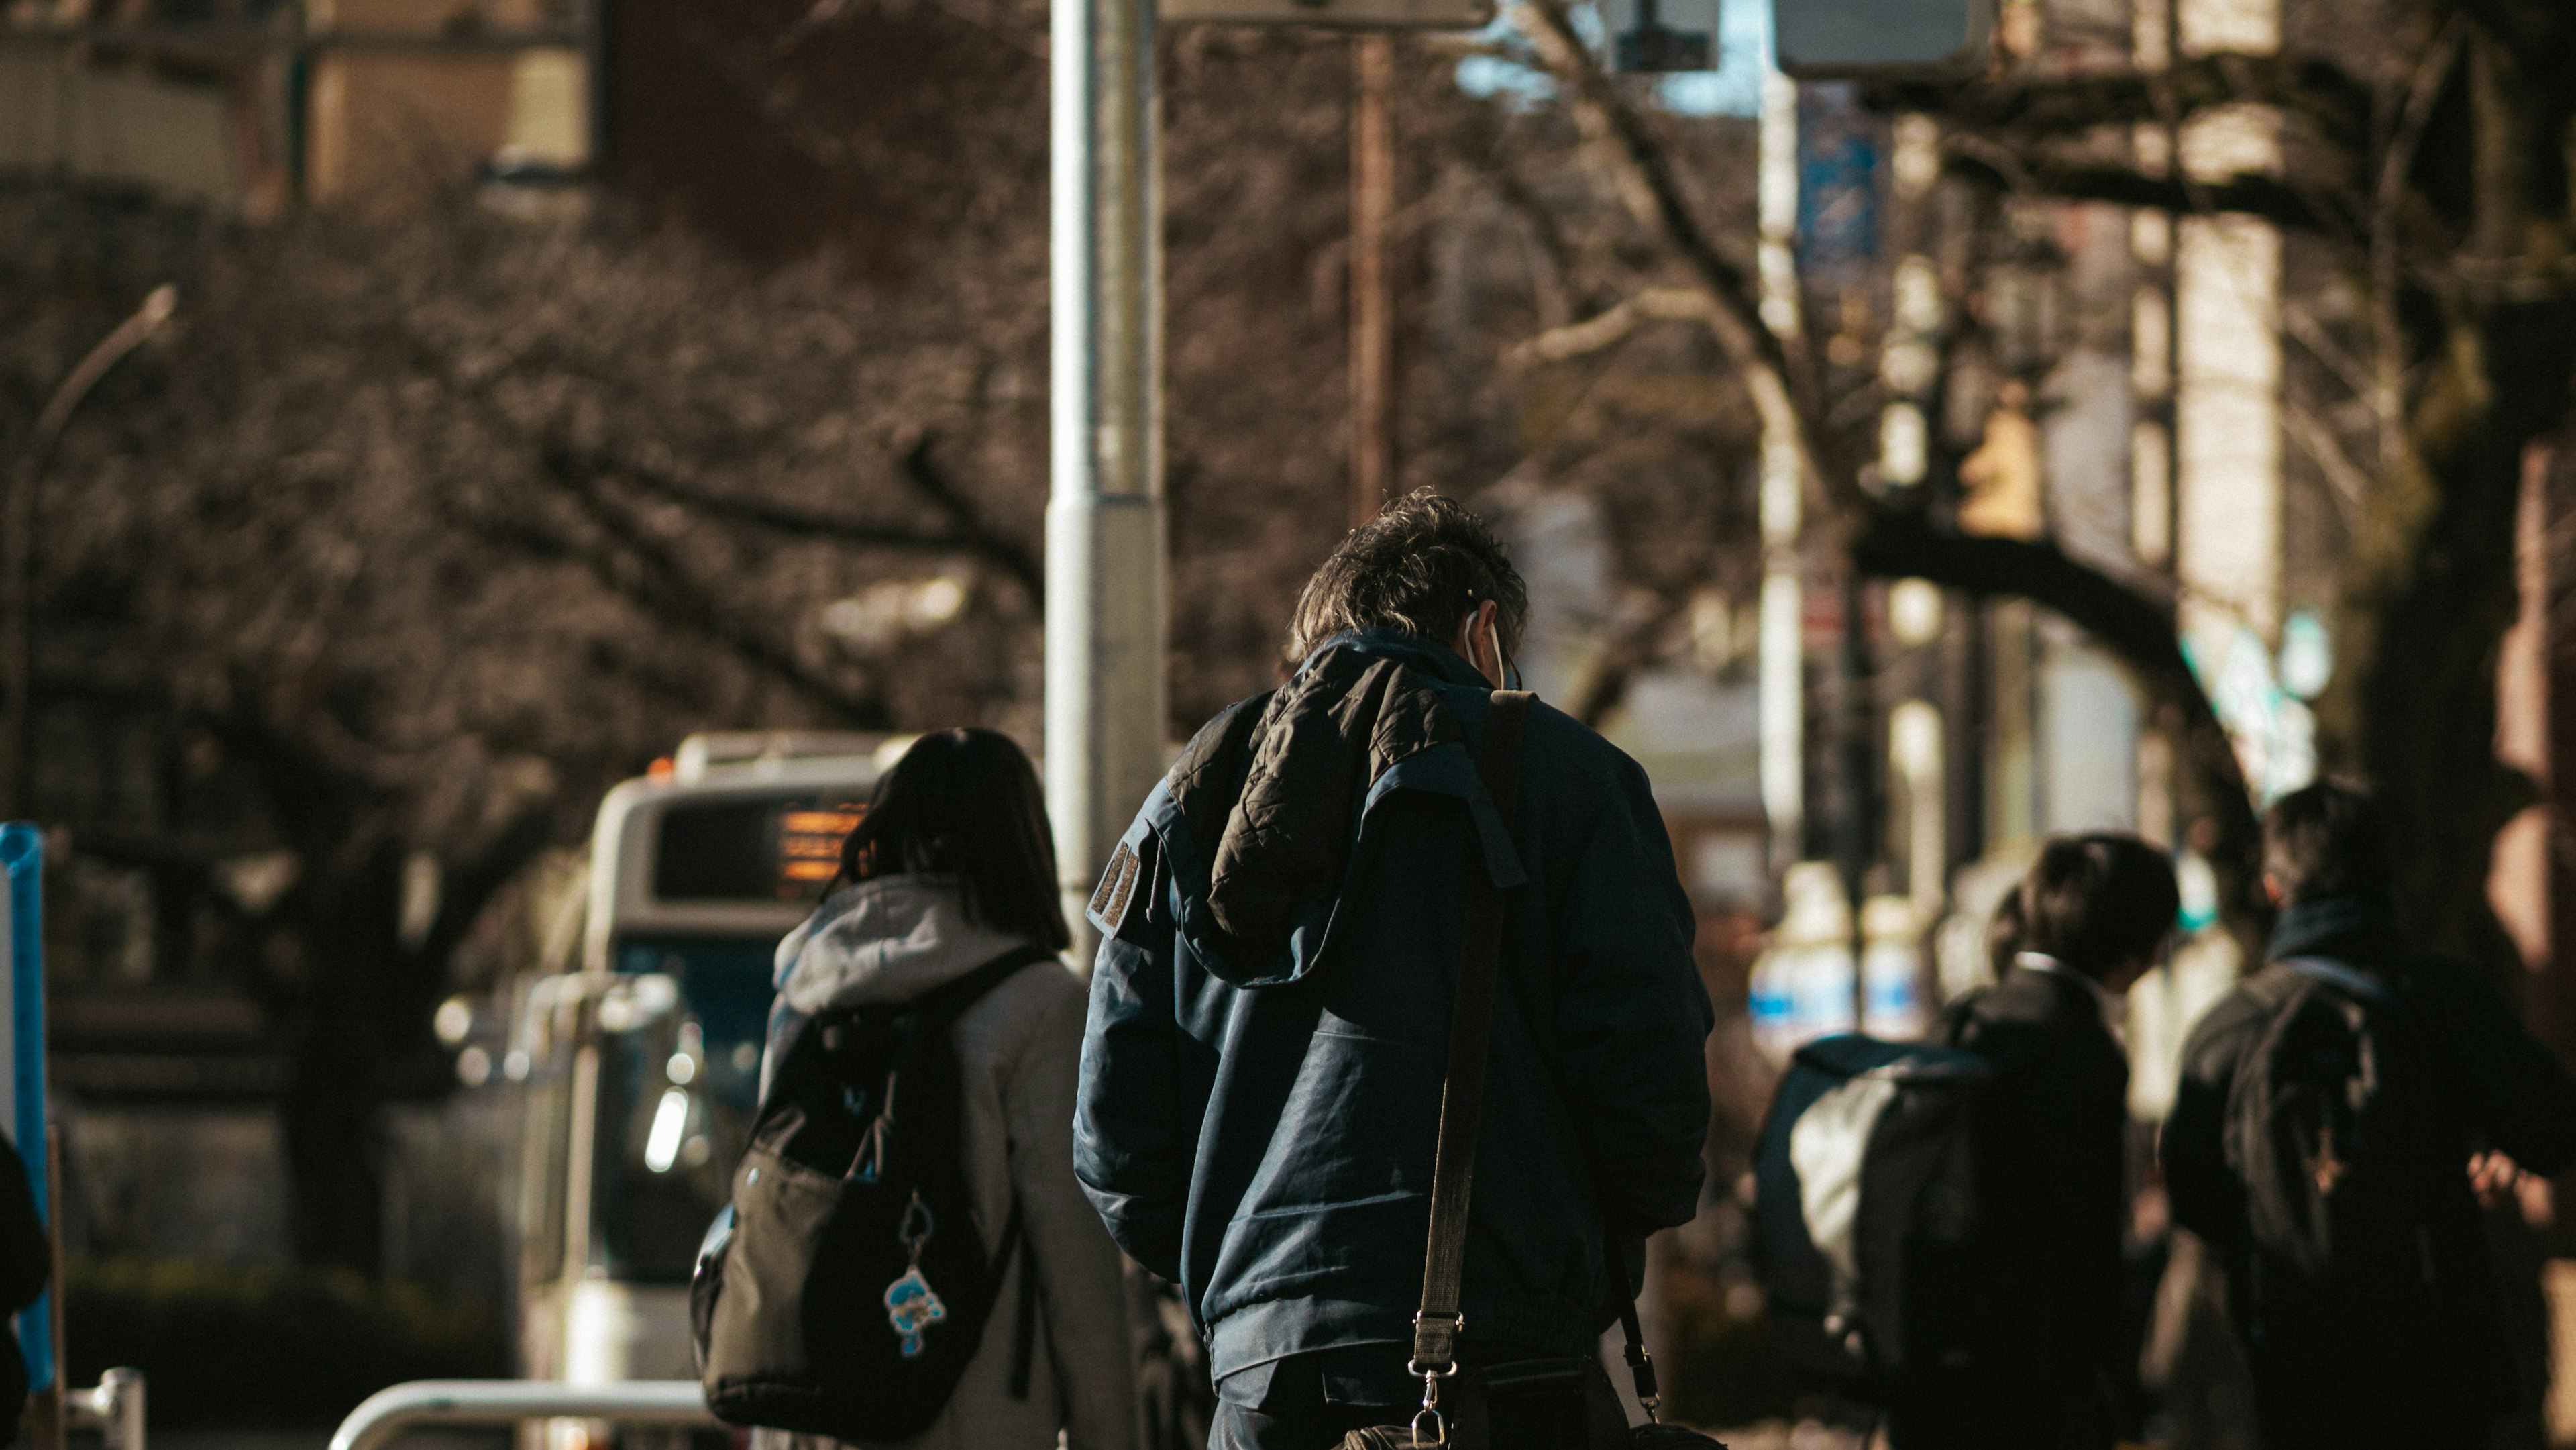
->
[511, 731, 897, 1384]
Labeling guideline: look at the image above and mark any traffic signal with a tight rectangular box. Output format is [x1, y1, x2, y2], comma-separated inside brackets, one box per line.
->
[1603, 0, 1722, 73]
[1776, 0, 1994, 79]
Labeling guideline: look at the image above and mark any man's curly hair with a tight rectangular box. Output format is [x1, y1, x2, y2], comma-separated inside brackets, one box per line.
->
[1285, 489, 1529, 664]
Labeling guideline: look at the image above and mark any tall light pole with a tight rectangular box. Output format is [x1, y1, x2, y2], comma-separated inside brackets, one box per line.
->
[6, 284, 177, 821]
[1049, 0, 1167, 956]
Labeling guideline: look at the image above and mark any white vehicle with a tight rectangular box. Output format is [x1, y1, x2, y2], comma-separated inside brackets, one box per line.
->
[512, 732, 901, 1386]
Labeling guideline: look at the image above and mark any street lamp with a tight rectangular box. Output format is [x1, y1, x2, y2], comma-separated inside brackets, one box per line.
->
[5, 284, 179, 820]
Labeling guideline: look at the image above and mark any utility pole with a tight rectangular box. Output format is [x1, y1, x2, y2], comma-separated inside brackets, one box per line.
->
[1348, 33, 1396, 526]
[1049, 0, 1167, 957]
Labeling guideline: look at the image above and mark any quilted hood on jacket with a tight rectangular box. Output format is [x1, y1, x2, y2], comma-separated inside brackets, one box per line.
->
[1173, 635, 1465, 978]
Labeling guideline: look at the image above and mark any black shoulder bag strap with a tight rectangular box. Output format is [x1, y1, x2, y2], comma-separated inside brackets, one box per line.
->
[1407, 690, 1529, 1426]
[1405, 691, 1678, 1443]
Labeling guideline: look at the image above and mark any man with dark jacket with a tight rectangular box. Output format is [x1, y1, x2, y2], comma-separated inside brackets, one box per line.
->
[1073, 492, 1715, 1450]
[2161, 782, 2576, 1450]
[1915, 834, 2174, 1450]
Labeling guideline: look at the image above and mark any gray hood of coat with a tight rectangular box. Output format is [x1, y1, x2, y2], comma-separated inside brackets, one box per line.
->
[771, 873, 1031, 1015]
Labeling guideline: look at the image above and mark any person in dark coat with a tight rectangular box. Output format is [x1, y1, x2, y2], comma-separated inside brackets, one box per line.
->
[2161, 782, 2576, 1450]
[1911, 833, 2175, 1450]
[1072, 492, 1715, 1450]
[0, 1131, 47, 1414]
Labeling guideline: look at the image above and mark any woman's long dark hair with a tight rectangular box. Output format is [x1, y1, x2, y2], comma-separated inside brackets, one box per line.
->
[833, 728, 1071, 951]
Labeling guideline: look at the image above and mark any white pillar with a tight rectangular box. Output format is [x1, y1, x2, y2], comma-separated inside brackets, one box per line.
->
[1049, 0, 1168, 958]
[2172, 0, 2282, 642]
[1756, 68, 1804, 872]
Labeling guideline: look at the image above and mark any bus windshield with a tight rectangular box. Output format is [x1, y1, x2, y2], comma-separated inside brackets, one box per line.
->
[590, 935, 779, 1282]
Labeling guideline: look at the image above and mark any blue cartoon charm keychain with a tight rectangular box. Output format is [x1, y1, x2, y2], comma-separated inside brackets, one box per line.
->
[884, 1192, 949, 1357]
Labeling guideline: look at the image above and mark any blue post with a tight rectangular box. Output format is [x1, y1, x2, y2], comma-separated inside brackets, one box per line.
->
[2, 823, 49, 1393]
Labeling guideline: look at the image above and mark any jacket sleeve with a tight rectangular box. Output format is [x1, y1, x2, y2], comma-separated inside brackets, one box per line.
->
[1550, 756, 1714, 1233]
[1009, 976, 1142, 1450]
[2058, 1044, 2129, 1372]
[2416, 968, 2576, 1176]
[1072, 825, 1193, 1281]
[2161, 996, 2259, 1253]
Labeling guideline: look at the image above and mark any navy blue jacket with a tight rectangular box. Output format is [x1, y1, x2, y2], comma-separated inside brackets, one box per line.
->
[1072, 630, 1713, 1397]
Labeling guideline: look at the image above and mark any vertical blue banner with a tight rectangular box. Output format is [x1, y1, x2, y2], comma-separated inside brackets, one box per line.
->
[1795, 81, 1882, 284]
[1, 823, 49, 1393]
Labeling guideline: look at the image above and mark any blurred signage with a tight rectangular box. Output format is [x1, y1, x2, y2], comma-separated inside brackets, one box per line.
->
[654, 796, 868, 904]
[1795, 82, 1880, 280]
[778, 807, 865, 891]
[1603, 0, 1721, 72]
[1776, 0, 1995, 79]
[1161, 0, 1494, 29]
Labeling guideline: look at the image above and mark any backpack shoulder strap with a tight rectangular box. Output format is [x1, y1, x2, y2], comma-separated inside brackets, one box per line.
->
[1409, 690, 1532, 1378]
[914, 944, 1059, 1023]
[2277, 955, 2394, 1006]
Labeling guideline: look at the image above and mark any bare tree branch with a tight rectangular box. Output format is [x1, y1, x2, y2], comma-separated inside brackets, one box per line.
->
[1564, 588, 1695, 727]
[1508, 0, 1862, 529]
[1502, 287, 1714, 369]
[1867, 53, 2373, 150]
[584, 435, 1046, 603]
[1507, 0, 2268, 919]
[462, 437, 893, 726]
[1941, 148, 2339, 234]
[894, 433, 1048, 601]
[2282, 401, 2372, 529]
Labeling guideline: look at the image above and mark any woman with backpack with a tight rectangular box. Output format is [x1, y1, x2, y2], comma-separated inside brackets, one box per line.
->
[727, 727, 1138, 1450]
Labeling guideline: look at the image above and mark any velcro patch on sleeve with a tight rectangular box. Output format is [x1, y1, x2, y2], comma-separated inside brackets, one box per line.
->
[1089, 840, 1143, 936]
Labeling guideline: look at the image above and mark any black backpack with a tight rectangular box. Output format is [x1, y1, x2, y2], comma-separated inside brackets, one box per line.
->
[692, 945, 1050, 1439]
[1750, 1033, 2000, 1398]
[2223, 957, 2445, 1288]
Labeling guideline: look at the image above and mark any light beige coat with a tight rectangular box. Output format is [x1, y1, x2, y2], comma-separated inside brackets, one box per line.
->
[753, 875, 1138, 1450]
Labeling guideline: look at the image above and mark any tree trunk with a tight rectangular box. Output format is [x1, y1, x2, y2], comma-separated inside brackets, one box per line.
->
[2348, 304, 2576, 974]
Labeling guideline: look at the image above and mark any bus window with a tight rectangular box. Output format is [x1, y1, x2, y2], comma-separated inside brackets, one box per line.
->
[590, 937, 780, 1281]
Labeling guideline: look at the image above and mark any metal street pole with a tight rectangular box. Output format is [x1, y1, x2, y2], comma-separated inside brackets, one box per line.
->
[1049, 0, 1167, 959]
[5, 284, 177, 821]
[1348, 32, 1395, 525]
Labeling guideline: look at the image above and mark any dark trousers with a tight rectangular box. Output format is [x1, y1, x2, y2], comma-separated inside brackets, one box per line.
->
[1209, 1396, 1402, 1450]
[1210, 1345, 1617, 1450]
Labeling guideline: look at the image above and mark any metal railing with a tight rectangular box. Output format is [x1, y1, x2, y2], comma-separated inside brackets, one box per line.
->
[329, 1382, 718, 1450]
[60, 1370, 147, 1450]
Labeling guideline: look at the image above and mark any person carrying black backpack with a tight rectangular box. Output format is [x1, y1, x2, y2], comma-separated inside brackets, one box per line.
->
[2161, 781, 2576, 1450]
[698, 728, 1138, 1450]
[1921, 835, 2173, 1449]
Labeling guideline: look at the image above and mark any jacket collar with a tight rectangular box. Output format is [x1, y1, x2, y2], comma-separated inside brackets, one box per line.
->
[2012, 951, 2123, 1033]
[1299, 628, 1489, 691]
[2267, 894, 2394, 966]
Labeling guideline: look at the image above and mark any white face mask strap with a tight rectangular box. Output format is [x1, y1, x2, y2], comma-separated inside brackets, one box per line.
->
[1484, 611, 1519, 690]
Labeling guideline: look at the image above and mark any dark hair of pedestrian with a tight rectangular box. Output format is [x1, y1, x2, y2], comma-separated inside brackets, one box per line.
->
[2262, 779, 2391, 907]
[833, 727, 1071, 952]
[2017, 833, 2180, 982]
[1986, 888, 2025, 980]
[1286, 489, 1530, 664]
